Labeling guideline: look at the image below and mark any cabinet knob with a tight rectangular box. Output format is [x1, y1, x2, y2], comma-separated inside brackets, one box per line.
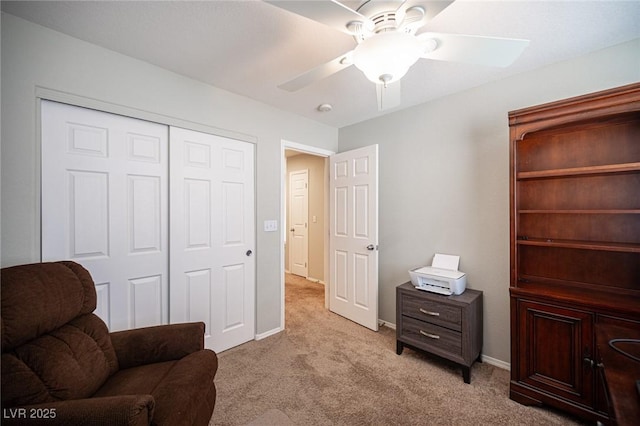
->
[583, 357, 594, 368]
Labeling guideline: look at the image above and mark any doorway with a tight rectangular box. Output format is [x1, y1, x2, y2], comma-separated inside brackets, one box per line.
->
[280, 141, 380, 332]
[281, 141, 334, 329]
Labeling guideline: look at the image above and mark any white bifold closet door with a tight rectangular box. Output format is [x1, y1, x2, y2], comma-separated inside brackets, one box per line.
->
[41, 101, 255, 352]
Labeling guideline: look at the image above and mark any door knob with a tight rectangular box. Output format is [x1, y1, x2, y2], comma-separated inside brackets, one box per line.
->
[246, 250, 253, 256]
[366, 244, 377, 251]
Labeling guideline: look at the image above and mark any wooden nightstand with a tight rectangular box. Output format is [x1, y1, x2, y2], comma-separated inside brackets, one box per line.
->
[396, 282, 483, 383]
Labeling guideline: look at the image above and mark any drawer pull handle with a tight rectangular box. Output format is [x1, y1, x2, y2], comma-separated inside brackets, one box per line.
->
[419, 308, 440, 317]
[419, 330, 440, 340]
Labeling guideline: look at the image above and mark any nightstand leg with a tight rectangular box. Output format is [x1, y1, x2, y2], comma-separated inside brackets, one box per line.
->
[396, 341, 404, 355]
[462, 366, 471, 384]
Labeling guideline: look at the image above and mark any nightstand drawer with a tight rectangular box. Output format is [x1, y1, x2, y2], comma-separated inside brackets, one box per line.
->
[401, 316, 462, 356]
[402, 294, 462, 331]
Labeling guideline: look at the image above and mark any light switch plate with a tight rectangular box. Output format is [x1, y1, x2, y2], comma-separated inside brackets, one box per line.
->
[264, 220, 278, 232]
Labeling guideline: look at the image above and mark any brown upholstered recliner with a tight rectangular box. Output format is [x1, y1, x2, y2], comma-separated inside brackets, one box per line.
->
[1, 261, 218, 425]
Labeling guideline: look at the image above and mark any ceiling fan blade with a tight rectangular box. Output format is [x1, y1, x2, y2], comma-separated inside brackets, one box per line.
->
[376, 81, 401, 111]
[419, 32, 530, 67]
[421, 0, 455, 21]
[278, 51, 354, 92]
[265, 0, 373, 35]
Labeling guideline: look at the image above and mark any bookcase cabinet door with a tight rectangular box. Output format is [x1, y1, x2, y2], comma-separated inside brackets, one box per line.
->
[512, 299, 594, 408]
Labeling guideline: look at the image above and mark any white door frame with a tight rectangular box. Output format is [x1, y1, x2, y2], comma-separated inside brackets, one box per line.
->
[281, 140, 334, 330]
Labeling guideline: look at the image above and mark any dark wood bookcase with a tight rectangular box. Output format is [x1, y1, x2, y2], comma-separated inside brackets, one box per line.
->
[508, 83, 640, 423]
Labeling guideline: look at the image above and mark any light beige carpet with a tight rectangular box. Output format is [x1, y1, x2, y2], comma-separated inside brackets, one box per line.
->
[210, 274, 585, 425]
[245, 408, 295, 426]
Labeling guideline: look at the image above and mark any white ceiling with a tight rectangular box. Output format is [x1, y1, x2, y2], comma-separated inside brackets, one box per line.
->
[3, 0, 639, 128]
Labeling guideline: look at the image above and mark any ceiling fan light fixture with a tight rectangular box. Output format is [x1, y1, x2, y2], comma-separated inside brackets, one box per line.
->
[352, 32, 423, 85]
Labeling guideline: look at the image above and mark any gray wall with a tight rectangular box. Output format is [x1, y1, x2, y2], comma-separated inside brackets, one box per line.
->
[0, 13, 338, 336]
[339, 38, 640, 364]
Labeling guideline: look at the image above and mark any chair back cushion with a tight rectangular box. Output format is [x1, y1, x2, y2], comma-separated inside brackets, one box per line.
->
[1, 261, 118, 407]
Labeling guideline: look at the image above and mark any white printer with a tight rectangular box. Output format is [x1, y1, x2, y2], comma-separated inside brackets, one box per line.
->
[409, 253, 467, 296]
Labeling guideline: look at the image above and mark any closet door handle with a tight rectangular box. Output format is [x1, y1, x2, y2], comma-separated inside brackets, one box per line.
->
[246, 250, 253, 256]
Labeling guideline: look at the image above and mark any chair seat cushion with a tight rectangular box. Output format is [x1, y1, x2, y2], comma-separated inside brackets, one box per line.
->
[94, 350, 218, 425]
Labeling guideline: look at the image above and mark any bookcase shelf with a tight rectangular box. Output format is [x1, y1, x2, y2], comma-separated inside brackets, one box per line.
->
[519, 209, 640, 213]
[516, 237, 640, 253]
[516, 162, 640, 180]
[508, 83, 640, 424]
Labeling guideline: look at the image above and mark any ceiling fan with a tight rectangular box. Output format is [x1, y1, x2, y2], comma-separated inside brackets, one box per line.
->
[266, 0, 529, 110]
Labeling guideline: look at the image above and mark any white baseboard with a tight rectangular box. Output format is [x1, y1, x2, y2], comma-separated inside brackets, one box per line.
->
[255, 326, 283, 341]
[379, 320, 396, 330]
[306, 276, 325, 285]
[284, 272, 325, 286]
[481, 355, 510, 370]
[379, 320, 510, 371]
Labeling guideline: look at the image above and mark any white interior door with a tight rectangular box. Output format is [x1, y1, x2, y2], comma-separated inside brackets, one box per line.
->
[329, 145, 379, 331]
[289, 169, 308, 277]
[169, 127, 255, 352]
[41, 100, 168, 331]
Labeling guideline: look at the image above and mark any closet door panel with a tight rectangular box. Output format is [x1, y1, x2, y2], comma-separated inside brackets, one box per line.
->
[170, 127, 255, 353]
[128, 174, 162, 254]
[41, 100, 169, 331]
[68, 170, 110, 258]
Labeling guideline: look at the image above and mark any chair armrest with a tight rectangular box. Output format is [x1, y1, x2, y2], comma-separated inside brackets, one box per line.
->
[1, 395, 154, 426]
[111, 322, 205, 369]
